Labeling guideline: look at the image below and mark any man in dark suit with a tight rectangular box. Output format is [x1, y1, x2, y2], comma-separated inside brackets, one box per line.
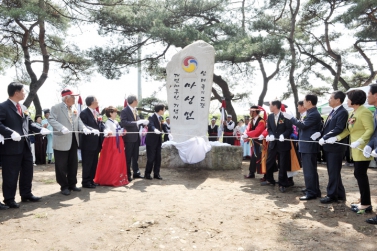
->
[145, 104, 166, 180]
[120, 95, 148, 181]
[80, 95, 105, 188]
[0, 82, 50, 208]
[318, 91, 348, 203]
[283, 94, 322, 200]
[162, 117, 171, 142]
[263, 100, 293, 192]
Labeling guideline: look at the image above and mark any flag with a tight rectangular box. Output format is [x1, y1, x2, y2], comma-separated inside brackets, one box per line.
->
[77, 96, 83, 114]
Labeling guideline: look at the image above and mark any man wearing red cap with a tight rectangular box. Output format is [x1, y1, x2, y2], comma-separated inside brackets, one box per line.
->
[48, 89, 92, 195]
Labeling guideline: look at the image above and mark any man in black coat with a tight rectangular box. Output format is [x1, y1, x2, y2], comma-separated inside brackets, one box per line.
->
[263, 100, 293, 192]
[0, 82, 50, 209]
[80, 95, 105, 188]
[318, 91, 349, 203]
[120, 95, 149, 181]
[283, 94, 322, 200]
[145, 104, 166, 180]
[162, 117, 171, 142]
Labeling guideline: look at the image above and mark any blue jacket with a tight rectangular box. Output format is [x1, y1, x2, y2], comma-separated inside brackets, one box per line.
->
[290, 107, 321, 153]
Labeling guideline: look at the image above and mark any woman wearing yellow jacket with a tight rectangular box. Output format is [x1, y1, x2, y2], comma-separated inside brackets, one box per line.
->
[330, 90, 374, 214]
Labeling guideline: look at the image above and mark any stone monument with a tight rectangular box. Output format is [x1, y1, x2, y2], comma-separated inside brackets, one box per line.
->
[166, 40, 215, 143]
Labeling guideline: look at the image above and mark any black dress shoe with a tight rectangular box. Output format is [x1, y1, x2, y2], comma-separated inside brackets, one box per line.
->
[279, 186, 286, 193]
[5, 201, 20, 208]
[83, 184, 96, 189]
[299, 195, 316, 201]
[287, 181, 295, 187]
[21, 195, 42, 202]
[133, 174, 144, 179]
[92, 182, 99, 186]
[61, 189, 71, 196]
[0, 202, 9, 210]
[244, 174, 255, 179]
[320, 196, 338, 204]
[301, 188, 307, 194]
[154, 175, 163, 180]
[351, 205, 372, 214]
[128, 177, 133, 182]
[260, 181, 275, 186]
[69, 187, 81, 192]
[366, 215, 377, 224]
[145, 174, 153, 180]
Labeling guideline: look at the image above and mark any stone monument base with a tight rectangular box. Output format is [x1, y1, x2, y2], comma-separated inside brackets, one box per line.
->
[138, 145, 242, 170]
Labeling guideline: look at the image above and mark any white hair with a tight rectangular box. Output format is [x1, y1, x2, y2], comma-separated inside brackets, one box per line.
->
[62, 95, 72, 102]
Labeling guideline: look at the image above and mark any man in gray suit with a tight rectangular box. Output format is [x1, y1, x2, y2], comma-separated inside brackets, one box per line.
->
[48, 89, 92, 195]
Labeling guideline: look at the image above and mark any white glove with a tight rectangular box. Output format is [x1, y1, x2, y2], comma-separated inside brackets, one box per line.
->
[282, 112, 293, 120]
[11, 131, 21, 141]
[326, 137, 337, 144]
[0, 134, 4, 144]
[40, 128, 51, 135]
[363, 145, 372, 158]
[61, 127, 70, 134]
[136, 120, 143, 126]
[279, 134, 285, 142]
[310, 132, 321, 141]
[258, 134, 264, 140]
[83, 127, 91, 135]
[137, 119, 148, 126]
[265, 135, 270, 142]
[242, 134, 248, 139]
[92, 129, 100, 136]
[143, 120, 149, 125]
[154, 129, 161, 134]
[318, 138, 325, 146]
[371, 150, 377, 158]
[350, 141, 361, 149]
[168, 134, 174, 141]
[269, 135, 275, 141]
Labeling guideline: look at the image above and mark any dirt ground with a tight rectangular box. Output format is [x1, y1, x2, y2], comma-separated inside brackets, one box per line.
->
[0, 161, 377, 251]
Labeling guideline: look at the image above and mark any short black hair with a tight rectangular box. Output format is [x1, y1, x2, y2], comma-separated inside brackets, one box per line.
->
[154, 103, 165, 113]
[270, 100, 281, 109]
[8, 82, 23, 97]
[250, 105, 261, 114]
[85, 96, 96, 106]
[34, 114, 42, 122]
[369, 84, 377, 95]
[347, 90, 366, 105]
[305, 94, 318, 106]
[297, 101, 304, 106]
[332, 91, 346, 103]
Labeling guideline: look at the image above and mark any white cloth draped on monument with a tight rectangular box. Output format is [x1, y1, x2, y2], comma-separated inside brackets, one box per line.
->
[162, 137, 212, 164]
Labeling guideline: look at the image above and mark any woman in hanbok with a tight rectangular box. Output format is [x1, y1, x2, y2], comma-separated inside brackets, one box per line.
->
[34, 115, 47, 165]
[94, 106, 129, 186]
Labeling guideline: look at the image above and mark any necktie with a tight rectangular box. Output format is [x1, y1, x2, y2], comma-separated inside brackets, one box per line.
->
[16, 103, 22, 117]
[92, 110, 97, 120]
[324, 109, 334, 127]
[274, 114, 279, 125]
[159, 116, 162, 130]
[133, 109, 136, 120]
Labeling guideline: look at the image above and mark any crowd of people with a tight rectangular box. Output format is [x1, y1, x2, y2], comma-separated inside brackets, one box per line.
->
[0, 82, 168, 210]
[207, 85, 377, 225]
[1, 81, 377, 226]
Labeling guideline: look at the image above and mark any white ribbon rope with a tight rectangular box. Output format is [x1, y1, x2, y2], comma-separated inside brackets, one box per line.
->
[0, 130, 363, 152]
